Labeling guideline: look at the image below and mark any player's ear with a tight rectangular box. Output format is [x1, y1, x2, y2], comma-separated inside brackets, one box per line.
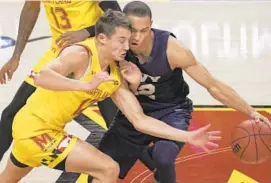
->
[97, 33, 107, 45]
[151, 20, 153, 27]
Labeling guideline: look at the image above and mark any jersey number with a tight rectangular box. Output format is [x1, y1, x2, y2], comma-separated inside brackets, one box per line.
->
[50, 7, 72, 29]
[137, 84, 156, 100]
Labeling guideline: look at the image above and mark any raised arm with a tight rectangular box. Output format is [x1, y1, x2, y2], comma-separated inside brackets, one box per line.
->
[167, 36, 270, 125]
[0, 1, 41, 84]
[111, 79, 221, 152]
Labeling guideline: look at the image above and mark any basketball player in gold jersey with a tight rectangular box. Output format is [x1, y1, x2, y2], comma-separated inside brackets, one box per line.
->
[0, 10, 221, 183]
[0, 0, 122, 162]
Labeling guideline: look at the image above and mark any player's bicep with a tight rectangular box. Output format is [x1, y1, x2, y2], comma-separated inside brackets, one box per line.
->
[44, 45, 89, 77]
[167, 36, 216, 89]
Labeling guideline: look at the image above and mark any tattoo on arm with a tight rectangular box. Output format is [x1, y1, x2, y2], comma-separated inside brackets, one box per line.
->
[13, 2, 40, 58]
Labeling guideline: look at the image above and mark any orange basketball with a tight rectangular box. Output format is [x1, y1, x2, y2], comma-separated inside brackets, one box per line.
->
[231, 119, 271, 164]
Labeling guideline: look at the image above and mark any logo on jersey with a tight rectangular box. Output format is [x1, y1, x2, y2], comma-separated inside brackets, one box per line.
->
[32, 133, 57, 151]
[135, 74, 161, 100]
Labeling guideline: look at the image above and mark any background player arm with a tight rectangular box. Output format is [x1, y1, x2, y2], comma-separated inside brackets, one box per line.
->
[13, 1, 41, 59]
[167, 36, 270, 124]
[111, 79, 221, 149]
[0, 1, 40, 84]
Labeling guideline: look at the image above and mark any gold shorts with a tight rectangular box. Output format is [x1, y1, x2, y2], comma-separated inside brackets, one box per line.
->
[12, 130, 77, 168]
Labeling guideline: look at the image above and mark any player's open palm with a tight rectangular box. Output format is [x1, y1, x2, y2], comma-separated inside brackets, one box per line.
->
[187, 124, 221, 153]
[120, 61, 142, 86]
[85, 71, 117, 91]
[0, 56, 19, 84]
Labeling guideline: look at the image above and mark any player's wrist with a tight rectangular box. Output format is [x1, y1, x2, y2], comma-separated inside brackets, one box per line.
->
[248, 108, 257, 118]
[74, 81, 89, 91]
[177, 130, 190, 143]
[11, 54, 21, 60]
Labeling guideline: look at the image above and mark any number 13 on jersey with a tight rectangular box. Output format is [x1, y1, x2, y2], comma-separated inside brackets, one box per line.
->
[50, 7, 72, 29]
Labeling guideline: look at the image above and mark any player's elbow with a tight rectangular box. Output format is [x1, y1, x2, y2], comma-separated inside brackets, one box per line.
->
[130, 113, 148, 133]
[32, 69, 49, 88]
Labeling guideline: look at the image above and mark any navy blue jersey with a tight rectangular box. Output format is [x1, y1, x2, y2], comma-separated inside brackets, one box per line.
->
[125, 28, 190, 112]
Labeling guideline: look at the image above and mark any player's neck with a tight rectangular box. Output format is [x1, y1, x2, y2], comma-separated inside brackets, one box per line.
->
[96, 41, 113, 71]
[132, 31, 154, 64]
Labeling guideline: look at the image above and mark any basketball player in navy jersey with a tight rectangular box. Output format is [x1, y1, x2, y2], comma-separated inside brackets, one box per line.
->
[96, 1, 271, 183]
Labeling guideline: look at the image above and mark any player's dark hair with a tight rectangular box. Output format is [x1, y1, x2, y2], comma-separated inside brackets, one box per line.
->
[95, 9, 131, 37]
[123, 1, 152, 19]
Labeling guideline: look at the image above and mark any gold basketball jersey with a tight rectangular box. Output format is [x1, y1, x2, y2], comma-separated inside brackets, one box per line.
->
[42, 0, 103, 53]
[13, 38, 121, 139]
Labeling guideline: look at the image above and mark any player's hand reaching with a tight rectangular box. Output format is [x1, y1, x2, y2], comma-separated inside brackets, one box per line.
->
[0, 56, 20, 84]
[56, 29, 89, 48]
[84, 71, 117, 92]
[120, 61, 142, 89]
[187, 124, 221, 153]
[250, 111, 271, 127]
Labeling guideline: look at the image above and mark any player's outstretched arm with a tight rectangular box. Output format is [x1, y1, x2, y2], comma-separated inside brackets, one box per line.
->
[56, 0, 122, 48]
[111, 80, 221, 152]
[0, 1, 41, 84]
[167, 36, 270, 125]
[32, 45, 115, 91]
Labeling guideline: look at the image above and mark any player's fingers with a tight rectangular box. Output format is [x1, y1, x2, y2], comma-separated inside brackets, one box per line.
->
[103, 76, 117, 82]
[57, 37, 70, 48]
[67, 37, 78, 44]
[129, 61, 138, 68]
[120, 69, 129, 75]
[0, 69, 7, 84]
[202, 145, 211, 153]
[206, 131, 221, 135]
[197, 124, 211, 133]
[7, 70, 14, 80]
[0, 73, 4, 84]
[206, 141, 219, 149]
[262, 117, 271, 128]
[255, 117, 260, 123]
[119, 60, 129, 67]
[208, 135, 222, 141]
[56, 34, 67, 44]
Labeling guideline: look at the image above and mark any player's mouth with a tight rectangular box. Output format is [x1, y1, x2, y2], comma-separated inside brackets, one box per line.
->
[131, 42, 138, 46]
[120, 53, 126, 58]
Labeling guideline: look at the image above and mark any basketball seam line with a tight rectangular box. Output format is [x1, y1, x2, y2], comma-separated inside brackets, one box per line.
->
[251, 119, 259, 163]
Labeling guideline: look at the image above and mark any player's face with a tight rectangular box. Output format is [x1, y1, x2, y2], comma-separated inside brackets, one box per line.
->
[128, 15, 152, 51]
[107, 27, 131, 61]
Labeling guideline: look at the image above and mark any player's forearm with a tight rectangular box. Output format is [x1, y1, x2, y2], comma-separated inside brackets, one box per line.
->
[208, 81, 255, 116]
[112, 86, 190, 142]
[33, 68, 86, 91]
[13, 1, 40, 59]
[132, 115, 190, 142]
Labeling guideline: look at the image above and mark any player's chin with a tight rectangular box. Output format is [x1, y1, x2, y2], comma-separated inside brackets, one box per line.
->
[115, 54, 126, 61]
